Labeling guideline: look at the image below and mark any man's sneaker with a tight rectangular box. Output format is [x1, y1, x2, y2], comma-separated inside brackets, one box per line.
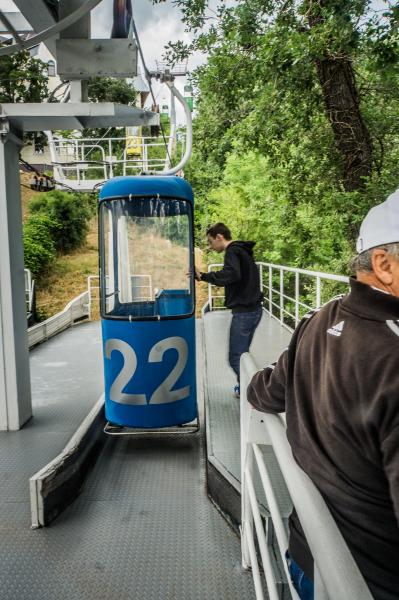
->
[234, 385, 240, 399]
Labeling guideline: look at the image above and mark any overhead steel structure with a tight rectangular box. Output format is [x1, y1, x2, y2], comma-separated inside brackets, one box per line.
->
[0, 0, 159, 431]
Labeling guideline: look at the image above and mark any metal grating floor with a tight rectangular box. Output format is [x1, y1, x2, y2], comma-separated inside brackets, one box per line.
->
[0, 320, 256, 599]
[0, 321, 104, 527]
[203, 309, 293, 517]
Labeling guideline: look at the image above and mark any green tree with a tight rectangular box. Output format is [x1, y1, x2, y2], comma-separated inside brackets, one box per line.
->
[165, 0, 398, 273]
[29, 190, 92, 253]
[167, 0, 397, 190]
[0, 50, 48, 103]
[88, 76, 137, 105]
[23, 214, 56, 277]
[75, 76, 139, 167]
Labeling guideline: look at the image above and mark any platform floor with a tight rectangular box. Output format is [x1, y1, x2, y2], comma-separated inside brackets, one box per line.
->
[0, 320, 256, 599]
[204, 309, 293, 517]
[0, 321, 103, 530]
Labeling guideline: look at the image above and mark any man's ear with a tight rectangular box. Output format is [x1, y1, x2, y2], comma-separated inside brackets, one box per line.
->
[371, 249, 394, 285]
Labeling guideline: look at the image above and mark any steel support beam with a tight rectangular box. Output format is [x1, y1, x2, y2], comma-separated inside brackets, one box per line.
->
[0, 12, 33, 34]
[12, 0, 57, 57]
[60, 0, 90, 102]
[0, 124, 32, 431]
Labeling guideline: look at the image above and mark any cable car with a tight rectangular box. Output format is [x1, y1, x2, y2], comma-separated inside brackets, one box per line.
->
[99, 176, 198, 432]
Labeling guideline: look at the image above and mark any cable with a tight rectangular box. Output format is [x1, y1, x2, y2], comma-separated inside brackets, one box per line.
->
[0, 0, 103, 57]
[47, 80, 70, 103]
[130, 17, 172, 169]
[51, 160, 109, 166]
[19, 157, 77, 193]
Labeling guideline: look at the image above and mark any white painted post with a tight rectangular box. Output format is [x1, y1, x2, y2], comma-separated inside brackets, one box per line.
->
[0, 126, 32, 430]
[268, 266, 272, 315]
[87, 276, 92, 321]
[316, 276, 321, 308]
[295, 271, 299, 326]
[279, 269, 284, 324]
[108, 138, 113, 179]
[241, 443, 254, 569]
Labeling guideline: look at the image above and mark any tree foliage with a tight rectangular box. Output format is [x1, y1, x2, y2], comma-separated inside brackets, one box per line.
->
[88, 76, 136, 105]
[23, 214, 56, 277]
[28, 190, 92, 253]
[85, 76, 137, 139]
[169, 0, 399, 273]
[0, 50, 48, 103]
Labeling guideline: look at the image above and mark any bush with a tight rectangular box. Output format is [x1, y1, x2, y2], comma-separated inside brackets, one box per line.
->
[23, 214, 56, 277]
[28, 190, 92, 253]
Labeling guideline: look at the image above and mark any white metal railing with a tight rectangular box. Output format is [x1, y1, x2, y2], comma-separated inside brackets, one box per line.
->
[240, 353, 373, 600]
[48, 134, 186, 185]
[205, 262, 349, 330]
[28, 291, 89, 349]
[24, 268, 34, 315]
[88, 274, 154, 319]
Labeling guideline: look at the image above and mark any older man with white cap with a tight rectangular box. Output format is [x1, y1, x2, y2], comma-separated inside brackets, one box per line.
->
[248, 190, 399, 600]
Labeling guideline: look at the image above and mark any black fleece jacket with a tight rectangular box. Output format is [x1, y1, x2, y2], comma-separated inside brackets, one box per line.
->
[200, 241, 263, 313]
[248, 278, 399, 600]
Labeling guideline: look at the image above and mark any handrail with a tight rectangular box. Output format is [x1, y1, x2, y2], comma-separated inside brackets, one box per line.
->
[206, 261, 350, 330]
[47, 132, 187, 185]
[240, 353, 373, 600]
[28, 291, 89, 349]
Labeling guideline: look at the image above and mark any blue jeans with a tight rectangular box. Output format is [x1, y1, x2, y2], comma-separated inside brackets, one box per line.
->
[229, 306, 262, 382]
[286, 554, 314, 600]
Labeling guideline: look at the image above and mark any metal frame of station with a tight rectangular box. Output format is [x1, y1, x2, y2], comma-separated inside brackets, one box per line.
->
[0, 0, 159, 431]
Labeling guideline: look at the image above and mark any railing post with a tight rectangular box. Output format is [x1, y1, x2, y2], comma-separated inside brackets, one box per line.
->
[316, 276, 321, 308]
[279, 269, 284, 324]
[268, 266, 272, 315]
[259, 263, 263, 294]
[87, 276, 92, 321]
[295, 271, 299, 326]
[241, 443, 254, 570]
[109, 138, 114, 179]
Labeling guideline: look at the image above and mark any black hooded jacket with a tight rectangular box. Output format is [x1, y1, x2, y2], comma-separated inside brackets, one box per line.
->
[200, 241, 263, 313]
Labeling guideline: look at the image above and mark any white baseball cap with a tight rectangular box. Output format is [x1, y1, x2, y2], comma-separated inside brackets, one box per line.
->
[356, 189, 399, 253]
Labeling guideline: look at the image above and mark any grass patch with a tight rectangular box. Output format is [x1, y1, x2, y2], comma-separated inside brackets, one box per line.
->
[35, 218, 99, 320]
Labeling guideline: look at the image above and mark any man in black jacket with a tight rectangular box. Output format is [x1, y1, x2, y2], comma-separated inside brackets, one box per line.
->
[247, 190, 399, 600]
[195, 223, 263, 397]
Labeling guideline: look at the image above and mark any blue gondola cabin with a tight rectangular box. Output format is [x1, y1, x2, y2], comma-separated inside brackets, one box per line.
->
[99, 176, 197, 428]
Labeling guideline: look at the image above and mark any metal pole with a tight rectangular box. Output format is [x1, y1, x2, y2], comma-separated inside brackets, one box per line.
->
[268, 266, 272, 315]
[108, 138, 113, 179]
[0, 125, 32, 430]
[59, 0, 90, 102]
[241, 443, 255, 570]
[316, 276, 321, 308]
[279, 269, 284, 324]
[87, 276, 92, 321]
[295, 271, 299, 326]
